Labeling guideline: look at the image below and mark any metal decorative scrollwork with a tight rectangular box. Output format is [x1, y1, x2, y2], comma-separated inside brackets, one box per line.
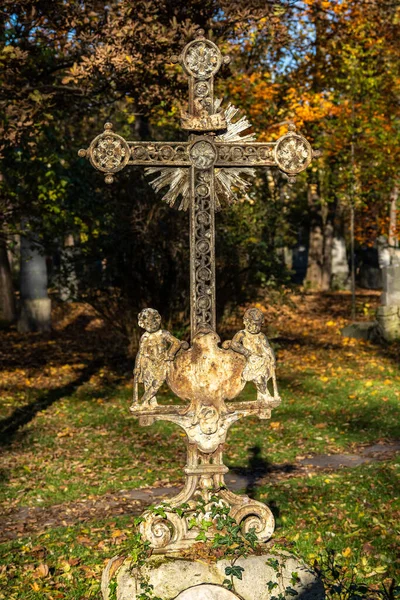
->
[216, 143, 275, 166]
[195, 81, 209, 97]
[78, 122, 130, 183]
[130, 142, 190, 166]
[90, 123, 129, 173]
[182, 39, 222, 80]
[230, 502, 275, 541]
[136, 434, 275, 554]
[274, 132, 313, 174]
[189, 140, 217, 169]
[192, 168, 215, 333]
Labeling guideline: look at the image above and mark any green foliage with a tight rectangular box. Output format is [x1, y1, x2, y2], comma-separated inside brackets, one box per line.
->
[315, 549, 400, 600]
[107, 498, 400, 599]
[108, 579, 118, 600]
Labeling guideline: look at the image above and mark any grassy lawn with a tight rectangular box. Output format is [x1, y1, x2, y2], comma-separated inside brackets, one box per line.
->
[0, 292, 399, 598]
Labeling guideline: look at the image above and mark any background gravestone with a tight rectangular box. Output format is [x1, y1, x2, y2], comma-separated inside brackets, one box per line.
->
[377, 264, 400, 341]
[331, 236, 350, 290]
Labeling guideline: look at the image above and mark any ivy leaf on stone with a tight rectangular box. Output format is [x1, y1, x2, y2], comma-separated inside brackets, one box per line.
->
[195, 530, 207, 542]
[225, 565, 245, 580]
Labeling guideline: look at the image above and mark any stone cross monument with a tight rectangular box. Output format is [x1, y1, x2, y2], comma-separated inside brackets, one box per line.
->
[79, 30, 316, 556]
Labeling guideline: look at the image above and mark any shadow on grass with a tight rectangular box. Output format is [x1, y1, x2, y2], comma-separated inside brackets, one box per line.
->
[229, 445, 297, 500]
[0, 359, 103, 447]
[0, 319, 130, 374]
[275, 331, 400, 370]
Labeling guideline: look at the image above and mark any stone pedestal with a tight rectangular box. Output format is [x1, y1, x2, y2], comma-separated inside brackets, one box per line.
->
[101, 553, 324, 600]
[376, 265, 400, 341]
[342, 266, 400, 342]
[376, 305, 400, 342]
[380, 265, 400, 306]
[341, 321, 377, 341]
[17, 298, 51, 333]
[331, 236, 350, 290]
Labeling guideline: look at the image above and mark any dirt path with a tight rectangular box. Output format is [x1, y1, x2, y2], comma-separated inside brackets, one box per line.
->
[1, 441, 398, 543]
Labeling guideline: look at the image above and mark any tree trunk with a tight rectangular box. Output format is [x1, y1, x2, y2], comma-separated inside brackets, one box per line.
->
[134, 114, 150, 140]
[0, 240, 17, 327]
[305, 2, 335, 291]
[321, 216, 334, 291]
[17, 228, 51, 333]
[58, 233, 78, 301]
[388, 184, 398, 253]
[331, 202, 350, 290]
[305, 181, 336, 291]
[305, 183, 324, 289]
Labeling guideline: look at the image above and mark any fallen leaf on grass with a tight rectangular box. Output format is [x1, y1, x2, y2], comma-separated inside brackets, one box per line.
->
[76, 535, 92, 546]
[362, 542, 374, 554]
[58, 561, 71, 573]
[57, 428, 72, 438]
[33, 563, 49, 578]
[111, 529, 123, 538]
[30, 545, 46, 558]
[270, 422, 281, 430]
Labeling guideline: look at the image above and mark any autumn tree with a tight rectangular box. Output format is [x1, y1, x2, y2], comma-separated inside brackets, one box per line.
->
[225, 0, 400, 291]
[2, 0, 398, 339]
[1, 0, 287, 336]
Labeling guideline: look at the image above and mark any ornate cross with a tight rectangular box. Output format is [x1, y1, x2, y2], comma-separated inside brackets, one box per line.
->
[79, 30, 315, 340]
[79, 30, 316, 555]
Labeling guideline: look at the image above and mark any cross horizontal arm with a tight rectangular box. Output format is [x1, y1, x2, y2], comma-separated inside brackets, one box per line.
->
[214, 142, 276, 167]
[78, 124, 192, 183]
[131, 141, 280, 168]
[128, 142, 190, 167]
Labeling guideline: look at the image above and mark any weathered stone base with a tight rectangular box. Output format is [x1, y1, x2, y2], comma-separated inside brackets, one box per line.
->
[341, 306, 400, 343]
[101, 552, 324, 600]
[376, 305, 400, 342]
[340, 321, 378, 341]
[17, 298, 51, 333]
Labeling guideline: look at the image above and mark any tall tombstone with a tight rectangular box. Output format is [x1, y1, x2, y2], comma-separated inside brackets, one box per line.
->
[331, 235, 350, 290]
[80, 30, 324, 600]
[377, 265, 400, 341]
[18, 225, 51, 333]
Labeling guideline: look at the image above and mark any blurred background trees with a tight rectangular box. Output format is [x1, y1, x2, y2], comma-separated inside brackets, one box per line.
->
[1, 0, 399, 342]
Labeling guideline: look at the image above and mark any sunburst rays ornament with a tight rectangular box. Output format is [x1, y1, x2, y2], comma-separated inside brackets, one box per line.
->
[145, 101, 256, 211]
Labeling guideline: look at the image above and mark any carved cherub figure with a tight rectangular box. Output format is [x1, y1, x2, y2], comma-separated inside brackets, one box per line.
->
[230, 307, 280, 404]
[132, 308, 182, 408]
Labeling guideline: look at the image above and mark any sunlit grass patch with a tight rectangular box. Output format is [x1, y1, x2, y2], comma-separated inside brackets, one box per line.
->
[0, 292, 399, 598]
[1, 460, 398, 599]
[257, 458, 400, 581]
[0, 387, 185, 509]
